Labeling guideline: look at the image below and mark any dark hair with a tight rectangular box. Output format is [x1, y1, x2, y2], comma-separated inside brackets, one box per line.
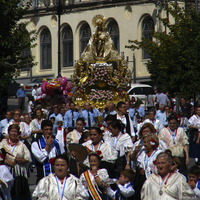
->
[189, 165, 200, 176]
[50, 116, 55, 121]
[117, 101, 125, 110]
[172, 156, 181, 170]
[120, 169, 135, 182]
[54, 154, 69, 166]
[79, 130, 90, 144]
[167, 113, 177, 122]
[28, 95, 34, 102]
[148, 108, 156, 115]
[34, 108, 42, 118]
[109, 119, 122, 131]
[41, 120, 53, 130]
[57, 121, 63, 126]
[90, 124, 101, 135]
[104, 114, 115, 122]
[59, 107, 64, 112]
[70, 101, 75, 106]
[89, 152, 101, 161]
[8, 124, 20, 134]
[180, 112, 187, 117]
[76, 118, 85, 125]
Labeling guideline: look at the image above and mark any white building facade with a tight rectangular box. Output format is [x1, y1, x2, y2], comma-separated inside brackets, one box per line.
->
[18, 0, 183, 85]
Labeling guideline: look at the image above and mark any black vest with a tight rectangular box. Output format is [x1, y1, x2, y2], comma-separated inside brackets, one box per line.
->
[114, 114, 131, 136]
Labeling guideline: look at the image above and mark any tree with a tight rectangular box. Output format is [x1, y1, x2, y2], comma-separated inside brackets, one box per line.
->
[126, 3, 200, 99]
[0, 0, 37, 95]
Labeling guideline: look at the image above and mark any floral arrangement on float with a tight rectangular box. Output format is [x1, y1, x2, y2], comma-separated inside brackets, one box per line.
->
[87, 90, 114, 103]
[83, 67, 120, 88]
[36, 77, 73, 105]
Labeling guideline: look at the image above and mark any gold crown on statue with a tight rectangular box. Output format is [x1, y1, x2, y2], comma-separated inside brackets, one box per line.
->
[92, 14, 106, 28]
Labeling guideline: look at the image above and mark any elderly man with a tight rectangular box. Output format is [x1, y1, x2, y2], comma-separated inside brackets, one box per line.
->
[31, 120, 65, 184]
[101, 102, 117, 125]
[16, 84, 26, 111]
[155, 103, 168, 127]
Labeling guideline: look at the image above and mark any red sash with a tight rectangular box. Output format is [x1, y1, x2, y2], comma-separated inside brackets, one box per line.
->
[83, 170, 102, 200]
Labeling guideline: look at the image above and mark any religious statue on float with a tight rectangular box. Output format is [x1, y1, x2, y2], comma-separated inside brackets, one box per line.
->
[73, 14, 131, 109]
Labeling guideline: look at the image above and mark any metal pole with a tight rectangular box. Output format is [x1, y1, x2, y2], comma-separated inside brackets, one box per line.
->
[195, 0, 198, 13]
[133, 53, 136, 83]
[57, 2, 61, 77]
[30, 67, 32, 82]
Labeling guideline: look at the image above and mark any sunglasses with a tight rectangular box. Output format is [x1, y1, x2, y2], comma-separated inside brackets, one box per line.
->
[14, 113, 20, 115]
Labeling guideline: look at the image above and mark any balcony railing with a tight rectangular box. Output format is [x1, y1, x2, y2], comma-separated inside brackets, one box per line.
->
[32, 0, 107, 8]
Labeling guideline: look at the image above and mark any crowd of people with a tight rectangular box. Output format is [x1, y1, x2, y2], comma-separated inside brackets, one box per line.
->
[0, 90, 200, 200]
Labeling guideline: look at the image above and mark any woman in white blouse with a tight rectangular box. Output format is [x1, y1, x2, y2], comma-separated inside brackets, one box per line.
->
[139, 133, 162, 179]
[82, 124, 118, 178]
[0, 124, 32, 200]
[188, 105, 200, 163]
[33, 154, 89, 200]
[158, 114, 189, 177]
[107, 119, 133, 177]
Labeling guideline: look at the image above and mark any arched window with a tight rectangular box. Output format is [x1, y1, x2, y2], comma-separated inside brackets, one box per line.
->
[21, 29, 31, 71]
[142, 16, 154, 59]
[108, 20, 119, 52]
[40, 28, 52, 69]
[80, 23, 91, 55]
[62, 25, 73, 67]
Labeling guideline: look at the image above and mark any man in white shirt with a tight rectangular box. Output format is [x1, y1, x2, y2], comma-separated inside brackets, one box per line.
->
[114, 101, 135, 142]
[0, 111, 13, 138]
[31, 119, 65, 184]
[32, 85, 38, 101]
[157, 90, 170, 106]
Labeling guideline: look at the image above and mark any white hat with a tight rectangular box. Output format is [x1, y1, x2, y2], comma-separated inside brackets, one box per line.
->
[20, 83, 24, 87]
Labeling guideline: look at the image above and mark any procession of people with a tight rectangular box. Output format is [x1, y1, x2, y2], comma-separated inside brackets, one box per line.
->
[0, 91, 200, 200]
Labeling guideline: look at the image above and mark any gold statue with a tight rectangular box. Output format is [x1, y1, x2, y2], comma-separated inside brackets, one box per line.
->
[93, 15, 108, 57]
[72, 14, 132, 109]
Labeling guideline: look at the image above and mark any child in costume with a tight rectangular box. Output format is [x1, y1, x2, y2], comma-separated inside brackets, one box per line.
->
[80, 152, 109, 200]
[106, 169, 135, 200]
[188, 165, 200, 197]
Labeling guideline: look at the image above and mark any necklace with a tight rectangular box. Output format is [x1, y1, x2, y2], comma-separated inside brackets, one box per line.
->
[145, 149, 157, 177]
[158, 173, 171, 196]
[55, 176, 67, 200]
[113, 132, 122, 148]
[169, 128, 177, 145]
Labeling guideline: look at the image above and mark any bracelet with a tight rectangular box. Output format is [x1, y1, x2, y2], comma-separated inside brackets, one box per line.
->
[94, 174, 99, 178]
[126, 162, 130, 164]
[46, 143, 51, 146]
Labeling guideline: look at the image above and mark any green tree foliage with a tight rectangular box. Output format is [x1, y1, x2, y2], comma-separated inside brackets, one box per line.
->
[0, 0, 37, 95]
[126, 3, 200, 99]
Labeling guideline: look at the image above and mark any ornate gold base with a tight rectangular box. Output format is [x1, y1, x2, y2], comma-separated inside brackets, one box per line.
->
[74, 98, 127, 110]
